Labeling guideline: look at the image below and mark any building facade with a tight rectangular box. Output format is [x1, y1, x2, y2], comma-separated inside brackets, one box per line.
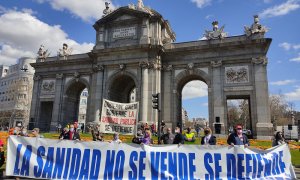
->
[29, 3, 273, 138]
[0, 57, 35, 128]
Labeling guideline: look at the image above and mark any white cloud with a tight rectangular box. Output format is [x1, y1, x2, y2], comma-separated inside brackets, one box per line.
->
[0, 45, 34, 65]
[202, 103, 208, 106]
[279, 42, 292, 50]
[191, 0, 212, 8]
[285, 87, 300, 101]
[35, 0, 114, 22]
[182, 81, 208, 100]
[290, 53, 300, 62]
[205, 14, 213, 19]
[259, 0, 300, 18]
[0, 9, 94, 65]
[270, 79, 296, 85]
[279, 42, 300, 51]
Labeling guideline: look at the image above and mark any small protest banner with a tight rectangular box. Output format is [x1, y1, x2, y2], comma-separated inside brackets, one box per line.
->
[100, 99, 138, 135]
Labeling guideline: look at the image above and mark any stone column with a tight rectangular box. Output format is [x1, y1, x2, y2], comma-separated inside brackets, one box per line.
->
[161, 65, 173, 129]
[210, 60, 225, 135]
[140, 64, 150, 123]
[50, 73, 64, 131]
[140, 18, 150, 44]
[29, 75, 41, 128]
[87, 65, 104, 125]
[252, 57, 273, 139]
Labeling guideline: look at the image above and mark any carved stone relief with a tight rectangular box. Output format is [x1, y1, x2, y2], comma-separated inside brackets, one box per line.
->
[225, 66, 249, 84]
[41, 80, 55, 93]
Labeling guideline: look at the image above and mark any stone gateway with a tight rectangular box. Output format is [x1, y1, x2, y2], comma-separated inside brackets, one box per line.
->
[30, 3, 273, 139]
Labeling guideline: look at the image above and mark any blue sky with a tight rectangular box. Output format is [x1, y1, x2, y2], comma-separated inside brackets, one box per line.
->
[0, 0, 300, 119]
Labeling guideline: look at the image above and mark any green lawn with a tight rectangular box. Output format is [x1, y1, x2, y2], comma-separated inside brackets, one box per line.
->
[291, 149, 300, 166]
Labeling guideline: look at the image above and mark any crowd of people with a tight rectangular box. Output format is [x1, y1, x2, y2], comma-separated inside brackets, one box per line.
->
[0, 121, 289, 177]
[4, 122, 288, 148]
[8, 126, 43, 138]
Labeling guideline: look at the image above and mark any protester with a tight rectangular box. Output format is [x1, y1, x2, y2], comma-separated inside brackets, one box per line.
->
[141, 130, 152, 145]
[81, 124, 85, 133]
[184, 127, 196, 142]
[9, 126, 20, 135]
[173, 127, 185, 144]
[59, 127, 69, 140]
[57, 123, 62, 133]
[20, 127, 29, 137]
[91, 125, 104, 142]
[74, 121, 79, 131]
[201, 127, 216, 145]
[161, 128, 175, 144]
[110, 133, 122, 143]
[132, 129, 143, 144]
[31, 128, 44, 138]
[150, 123, 156, 136]
[144, 123, 149, 130]
[0, 139, 4, 168]
[227, 125, 249, 146]
[272, 131, 287, 147]
[195, 124, 200, 137]
[68, 124, 81, 140]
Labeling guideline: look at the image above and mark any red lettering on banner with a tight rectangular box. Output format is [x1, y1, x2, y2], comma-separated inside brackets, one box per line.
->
[101, 117, 119, 124]
[120, 118, 136, 125]
[129, 111, 135, 117]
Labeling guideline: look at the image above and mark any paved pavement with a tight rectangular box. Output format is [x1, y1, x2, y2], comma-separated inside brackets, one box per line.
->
[295, 167, 300, 179]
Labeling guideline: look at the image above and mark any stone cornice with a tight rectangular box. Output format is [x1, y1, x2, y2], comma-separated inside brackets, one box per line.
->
[252, 56, 268, 65]
[56, 73, 63, 79]
[211, 60, 222, 68]
[162, 64, 173, 71]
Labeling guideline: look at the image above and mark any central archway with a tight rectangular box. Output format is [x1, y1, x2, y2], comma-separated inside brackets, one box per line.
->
[107, 72, 138, 103]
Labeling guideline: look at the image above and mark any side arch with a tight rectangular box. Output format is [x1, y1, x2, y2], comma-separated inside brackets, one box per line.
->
[62, 78, 90, 125]
[173, 69, 211, 129]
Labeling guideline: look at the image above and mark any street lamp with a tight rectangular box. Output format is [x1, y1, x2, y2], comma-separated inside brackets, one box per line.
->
[291, 112, 295, 125]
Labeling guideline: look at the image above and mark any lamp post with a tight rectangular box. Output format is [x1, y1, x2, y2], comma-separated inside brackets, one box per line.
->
[291, 112, 295, 125]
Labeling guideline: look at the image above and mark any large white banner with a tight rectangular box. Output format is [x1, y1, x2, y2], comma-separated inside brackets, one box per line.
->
[100, 99, 138, 135]
[7, 136, 296, 179]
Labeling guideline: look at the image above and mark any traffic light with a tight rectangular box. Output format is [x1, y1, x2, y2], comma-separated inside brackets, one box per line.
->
[152, 93, 161, 110]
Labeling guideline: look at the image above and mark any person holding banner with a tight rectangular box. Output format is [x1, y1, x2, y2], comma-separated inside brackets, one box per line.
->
[201, 127, 216, 145]
[110, 133, 122, 143]
[227, 125, 249, 146]
[272, 131, 287, 147]
[161, 128, 175, 144]
[59, 127, 69, 140]
[173, 127, 185, 144]
[31, 128, 44, 138]
[67, 124, 81, 140]
[141, 130, 152, 145]
[0, 139, 4, 168]
[184, 127, 196, 142]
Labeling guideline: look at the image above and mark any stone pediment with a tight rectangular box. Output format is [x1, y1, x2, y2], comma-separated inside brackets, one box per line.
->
[114, 14, 137, 21]
[94, 7, 161, 30]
